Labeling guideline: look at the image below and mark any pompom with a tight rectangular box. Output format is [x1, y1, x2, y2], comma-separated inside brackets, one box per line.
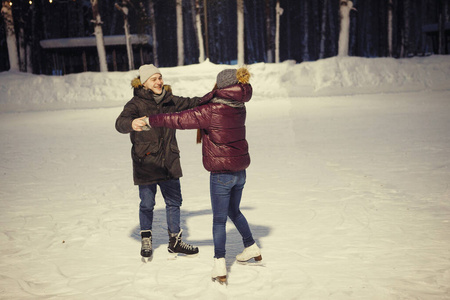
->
[236, 67, 251, 84]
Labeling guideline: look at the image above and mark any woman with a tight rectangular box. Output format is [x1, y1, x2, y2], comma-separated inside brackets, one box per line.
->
[145, 67, 262, 284]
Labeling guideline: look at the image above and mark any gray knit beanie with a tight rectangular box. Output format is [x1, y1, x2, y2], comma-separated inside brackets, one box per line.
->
[216, 69, 238, 89]
[139, 64, 161, 84]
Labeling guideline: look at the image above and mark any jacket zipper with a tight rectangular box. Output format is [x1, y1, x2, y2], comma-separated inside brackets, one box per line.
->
[157, 103, 170, 180]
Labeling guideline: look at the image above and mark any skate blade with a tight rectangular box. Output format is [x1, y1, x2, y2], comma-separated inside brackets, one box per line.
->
[237, 260, 265, 266]
[167, 252, 199, 260]
[141, 256, 153, 263]
[236, 255, 264, 266]
[183, 253, 199, 258]
[211, 276, 227, 285]
[167, 252, 178, 260]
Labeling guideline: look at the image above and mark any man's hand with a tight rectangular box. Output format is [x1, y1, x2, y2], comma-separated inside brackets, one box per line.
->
[132, 116, 149, 131]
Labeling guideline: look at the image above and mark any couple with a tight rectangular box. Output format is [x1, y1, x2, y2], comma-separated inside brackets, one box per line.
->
[115, 64, 262, 283]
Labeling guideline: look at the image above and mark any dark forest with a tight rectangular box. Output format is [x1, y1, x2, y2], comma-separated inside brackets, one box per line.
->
[0, 0, 448, 75]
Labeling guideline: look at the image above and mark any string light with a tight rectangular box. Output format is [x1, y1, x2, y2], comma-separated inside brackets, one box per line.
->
[46, 0, 78, 3]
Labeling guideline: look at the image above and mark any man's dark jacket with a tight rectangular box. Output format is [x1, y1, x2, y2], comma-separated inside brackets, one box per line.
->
[115, 83, 201, 185]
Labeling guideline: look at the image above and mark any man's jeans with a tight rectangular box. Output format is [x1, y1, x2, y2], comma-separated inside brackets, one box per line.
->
[210, 170, 255, 258]
[139, 179, 182, 234]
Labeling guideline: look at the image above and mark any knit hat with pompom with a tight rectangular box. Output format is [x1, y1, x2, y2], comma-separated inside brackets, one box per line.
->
[216, 67, 251, 88]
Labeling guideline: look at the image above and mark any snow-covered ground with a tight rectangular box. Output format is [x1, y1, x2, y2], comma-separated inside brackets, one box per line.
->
[1, 56, 449, 299]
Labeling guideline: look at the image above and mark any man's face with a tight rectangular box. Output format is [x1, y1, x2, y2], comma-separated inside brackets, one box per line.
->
[144, 73, 163, 94]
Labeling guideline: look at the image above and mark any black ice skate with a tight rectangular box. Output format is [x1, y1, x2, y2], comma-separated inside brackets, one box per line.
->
[140, 230, 153, 262]
[167, 229, 199, 258]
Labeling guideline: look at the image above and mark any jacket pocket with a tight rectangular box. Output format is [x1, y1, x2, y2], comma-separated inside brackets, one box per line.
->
[133, 142, 161, 162]
[170, 143, 180, 155]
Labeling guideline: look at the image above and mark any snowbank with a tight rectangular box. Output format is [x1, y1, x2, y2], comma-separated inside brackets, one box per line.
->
[1, 55, 449, 113]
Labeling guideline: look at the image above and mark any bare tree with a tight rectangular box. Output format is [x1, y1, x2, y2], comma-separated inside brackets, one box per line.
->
[275, 0, 283, 63]
[237, 0, 244, 65]
[195, 0, 205, 62]
[400, 0, 411, 57]
[265, 0, 273, 63]
[90, 0, 108, 72]
[1, 1, 19, 71]
[319, 0, 328, 59]
[388, 0, 393, 57]
[338, 0, 355, 56]
[148, 0, 158, 67]
[438, 0, 446, 54]
[203, 0, 209, 60]
[176, 0, 184, 66]
[301, 1, 309, 61]
[115, 1, 134, 70]
[18, 17, 26, 71]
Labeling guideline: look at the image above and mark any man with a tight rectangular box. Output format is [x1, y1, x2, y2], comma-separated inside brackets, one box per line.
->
[116, 64, 210, 261]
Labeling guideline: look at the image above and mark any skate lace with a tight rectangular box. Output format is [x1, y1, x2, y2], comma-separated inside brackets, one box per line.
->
[177, 239, 195, 251]
[142, 237, 152, 250]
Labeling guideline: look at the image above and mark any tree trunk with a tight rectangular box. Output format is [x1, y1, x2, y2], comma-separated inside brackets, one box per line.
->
[176, 0, 184, 66]
[195, 0, 205, 62]
[275, 0, 283, 63]
[148, 0, 159, 67]
[203, 0, 209, 60]
[18, 22, 26, 71]
[388, 0, 393, 57]
[302, 1, 309, 61]
[319, 0, 328, 59]
[91, 0, 108, 72]
[338, 0, 353, 56]
[31, 1, 41, 73]
[83, 50, 88, 72]
[265, 0, 273, 63]
[1, 1, 19, 71]
[401, 0, 411, 57]
[438, 0, 445, 54]
[115, 2, 134, 70]
[237, 0, 244, 65]
[26, 43, 32, 73]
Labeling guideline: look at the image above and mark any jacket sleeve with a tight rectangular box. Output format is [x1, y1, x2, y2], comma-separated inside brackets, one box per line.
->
[171, 89, 217, 112]
[115, 100, 139, 134]
[148, 105, 212, 130]
[171, 95, 202, 112]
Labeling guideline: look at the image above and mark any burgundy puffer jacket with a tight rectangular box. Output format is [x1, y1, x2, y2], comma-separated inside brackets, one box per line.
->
[148, 84, 252, 173]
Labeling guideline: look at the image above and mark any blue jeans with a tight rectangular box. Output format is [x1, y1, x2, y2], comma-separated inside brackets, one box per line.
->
[210, 170, 255, 258]
[139, 179, 182, 234]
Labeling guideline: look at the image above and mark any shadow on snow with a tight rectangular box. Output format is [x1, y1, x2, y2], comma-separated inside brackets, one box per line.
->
[129, 206, 270, 261]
